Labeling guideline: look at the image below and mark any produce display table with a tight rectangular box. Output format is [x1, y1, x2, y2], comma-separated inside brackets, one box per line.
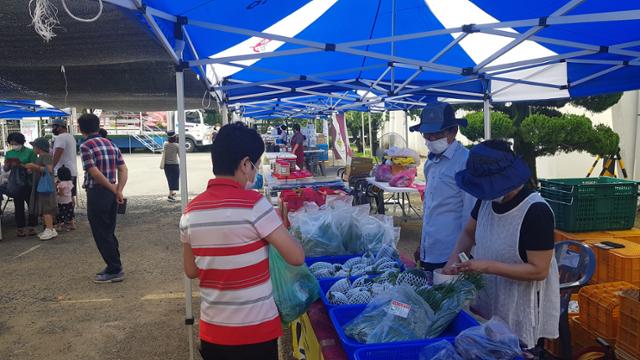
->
[264, 151, 297, 161]
[366, 177, 424, 220]
[291, 255, 416, 360]
[264, 173, 346, 193]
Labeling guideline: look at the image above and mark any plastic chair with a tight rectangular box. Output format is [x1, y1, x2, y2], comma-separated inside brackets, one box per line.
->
[553, 240, 596, 360]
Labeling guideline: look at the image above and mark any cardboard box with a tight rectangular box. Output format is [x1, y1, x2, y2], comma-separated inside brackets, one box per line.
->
[345, 157, 373, 179]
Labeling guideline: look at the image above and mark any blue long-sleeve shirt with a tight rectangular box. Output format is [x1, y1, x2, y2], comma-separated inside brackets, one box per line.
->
[420, 141, 476, 264]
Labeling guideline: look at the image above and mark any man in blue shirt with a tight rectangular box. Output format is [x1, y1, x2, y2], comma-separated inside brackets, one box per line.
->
[410, 102, 476, 271]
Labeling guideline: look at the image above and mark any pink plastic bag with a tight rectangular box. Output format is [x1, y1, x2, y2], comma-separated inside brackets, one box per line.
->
[374, 164, 393, 182]
[389, 168, 416, 187]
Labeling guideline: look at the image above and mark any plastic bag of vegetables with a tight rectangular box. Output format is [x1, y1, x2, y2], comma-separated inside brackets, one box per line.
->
[288, 200, 355, 256]
[289, 198, 397, 257]
[416, 272, 484, 338]
[454, 317, 522, 360]
[344, 285, 433, 344]
[269, 246, 320, 324]
[419, 340, 463, 360]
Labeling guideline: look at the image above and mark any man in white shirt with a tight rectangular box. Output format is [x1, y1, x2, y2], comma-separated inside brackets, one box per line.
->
[51, 118, 78, 198]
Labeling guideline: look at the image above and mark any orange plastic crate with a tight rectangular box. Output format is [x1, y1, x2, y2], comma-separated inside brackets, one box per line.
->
[578, 282, 638, 339]
[586, 239, 640, 286]
[606, 228, 640, 237]
[617, 289, 640, 359]
[570, 317, 615, 354]
[555, 230, 614, 242]
[621, 236, 640, 245]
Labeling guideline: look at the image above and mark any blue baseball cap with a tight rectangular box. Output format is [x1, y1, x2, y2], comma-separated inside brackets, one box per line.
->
[409, 102, 467, 134]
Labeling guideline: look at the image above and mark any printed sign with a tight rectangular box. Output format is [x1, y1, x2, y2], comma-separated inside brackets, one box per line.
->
[387, 299, 411, 318]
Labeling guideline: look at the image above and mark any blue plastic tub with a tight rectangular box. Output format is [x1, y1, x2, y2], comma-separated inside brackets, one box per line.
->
[353, 343, 525, 360]
[353, 342, 453, 360]
[329, 304, 480, 360]
[354, 340, 524, 360]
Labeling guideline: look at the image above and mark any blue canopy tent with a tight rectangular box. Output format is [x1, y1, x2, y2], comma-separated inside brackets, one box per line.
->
[0, 100, 69, 119]
[96, 1, 640, 357]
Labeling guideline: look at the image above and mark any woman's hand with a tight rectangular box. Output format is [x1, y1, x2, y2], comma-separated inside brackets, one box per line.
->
[454, 259, 496, 274]
[442, 261, 460, 275]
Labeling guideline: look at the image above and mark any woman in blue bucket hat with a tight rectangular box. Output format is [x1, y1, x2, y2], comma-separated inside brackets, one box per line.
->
[443, 139, 560, 349]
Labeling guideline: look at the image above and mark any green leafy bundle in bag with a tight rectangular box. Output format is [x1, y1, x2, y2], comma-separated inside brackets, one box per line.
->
[269, 246, 320, 325]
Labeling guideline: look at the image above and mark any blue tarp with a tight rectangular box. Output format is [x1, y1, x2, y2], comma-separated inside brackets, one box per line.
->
[111, 0, 640, 115]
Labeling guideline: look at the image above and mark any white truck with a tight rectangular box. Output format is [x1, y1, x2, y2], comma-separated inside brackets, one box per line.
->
[170, 109, 216, 152]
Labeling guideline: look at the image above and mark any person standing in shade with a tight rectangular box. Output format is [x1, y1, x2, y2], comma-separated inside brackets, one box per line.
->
[290, 123, 305, 170]
[51, 118, 78, 229]
[409, 102, 476, 271]
[78, 114, 128, 283]
[160, 131, 179, 202]
[4, 132, 38, 237]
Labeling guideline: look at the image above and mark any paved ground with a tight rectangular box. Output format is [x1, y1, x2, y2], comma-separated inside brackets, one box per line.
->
[0, 152, 424, 360]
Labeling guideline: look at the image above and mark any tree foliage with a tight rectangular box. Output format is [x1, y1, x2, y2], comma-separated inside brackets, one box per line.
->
[345, 111, 385, 154]
[462, 111, 515, 142]
[460, 94, 622, 182]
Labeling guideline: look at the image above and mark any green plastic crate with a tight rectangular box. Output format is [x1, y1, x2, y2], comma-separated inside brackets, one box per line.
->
[540, 177, 639, 232]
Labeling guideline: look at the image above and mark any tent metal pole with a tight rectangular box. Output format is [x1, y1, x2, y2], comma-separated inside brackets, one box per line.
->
[390, 0, 396, 92]
[360, 112, 365, 155]
[368, 112, 373, 155]
[176, 69, 195, 360]
[404, 110, 409, 147]
[483, 97, 491, 140]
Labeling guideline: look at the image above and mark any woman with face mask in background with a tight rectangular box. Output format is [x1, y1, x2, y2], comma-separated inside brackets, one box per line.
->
[408, 102, 476, 271]
[4, 132, 38, 237]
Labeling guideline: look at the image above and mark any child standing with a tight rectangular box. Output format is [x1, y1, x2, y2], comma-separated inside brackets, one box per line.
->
[56, 165, 75, 231]
[25, 137, 58, 241]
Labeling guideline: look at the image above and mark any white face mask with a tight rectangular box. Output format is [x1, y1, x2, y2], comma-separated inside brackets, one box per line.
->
[11, 144, 22, 151]
[426, 137, 450, 155]
[491, 195, 505, 204]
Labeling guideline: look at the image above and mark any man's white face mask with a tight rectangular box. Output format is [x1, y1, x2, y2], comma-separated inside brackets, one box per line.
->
[426, 137, 449, 154]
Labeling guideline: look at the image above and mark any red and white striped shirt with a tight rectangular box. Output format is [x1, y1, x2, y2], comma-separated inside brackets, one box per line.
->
[180, 178, 283, 345]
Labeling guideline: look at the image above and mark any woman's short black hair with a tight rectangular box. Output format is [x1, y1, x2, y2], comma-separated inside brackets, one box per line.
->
[78, 114, 101, 134]
[293, 123, 301, 132]
[57, 165, 72, 181]
[211, 123, 265, 176]
[98, 128, 108, 138]
[7, 132, 26, 145]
